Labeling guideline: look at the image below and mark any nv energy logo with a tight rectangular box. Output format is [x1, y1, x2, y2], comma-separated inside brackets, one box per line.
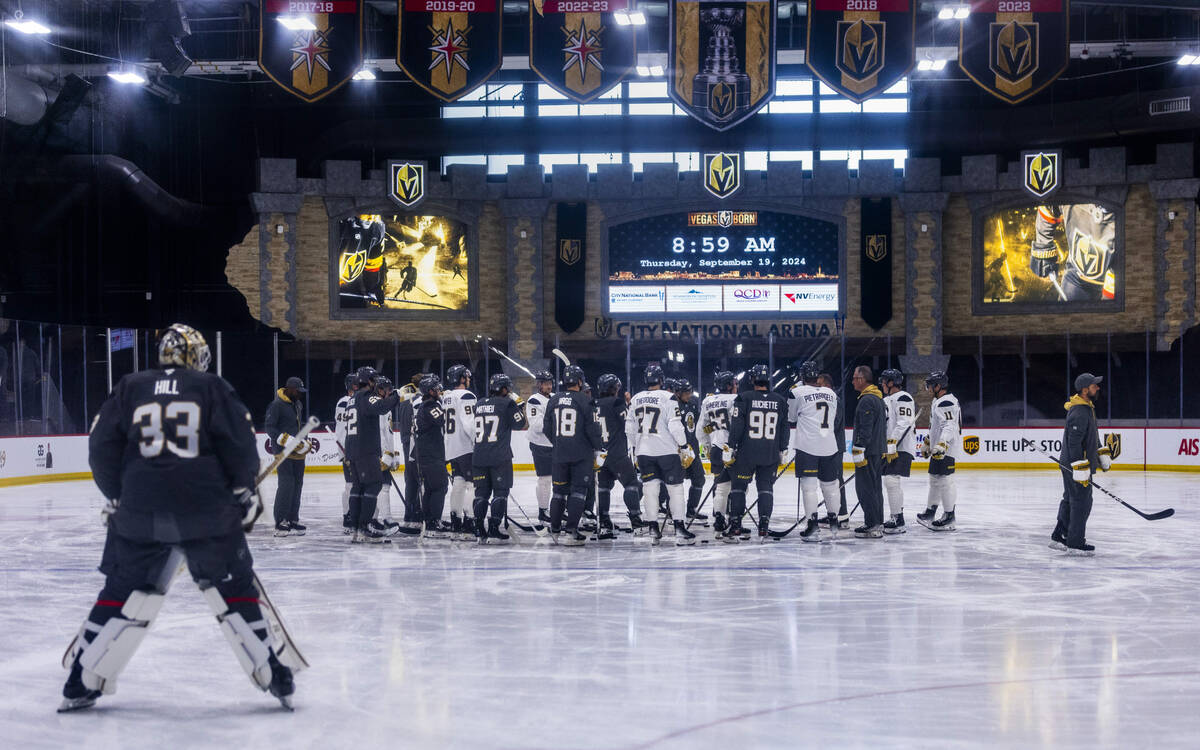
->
[1022, 150, 1059, 199]
[388, 160, 426, 208]
[703, 152, 742, 199]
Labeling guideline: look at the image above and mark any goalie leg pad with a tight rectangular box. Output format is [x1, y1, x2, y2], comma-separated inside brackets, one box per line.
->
[74, 589, 167, 695]
[201, 584, 273, 691]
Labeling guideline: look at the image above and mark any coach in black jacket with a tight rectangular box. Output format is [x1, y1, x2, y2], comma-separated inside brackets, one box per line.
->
[851, 365, 887, 537]
[1052, 373, 1110, 555]
[264, 377, 310, 535]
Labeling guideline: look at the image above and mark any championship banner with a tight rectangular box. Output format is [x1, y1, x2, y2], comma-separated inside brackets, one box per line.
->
[259, 1, 363, 103]
[397, 0, 502, 102]
[959, 0, 1070, 105]
[669, 0, 776, 131]
[530, 0, 636, 102]
[805, 0, 914, 103]
[860, 197, 892, 330]
[555, 203, 588, 333]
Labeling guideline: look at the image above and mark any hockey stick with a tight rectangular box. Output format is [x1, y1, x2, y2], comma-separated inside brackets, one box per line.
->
[256, 416, 321, 487]
[488, 344, 537, 379]
[508, 496, 551, 539]
[551, 348, 571, 367]
[1040, 451, 1174, 521]
[684, 481, 716, 531]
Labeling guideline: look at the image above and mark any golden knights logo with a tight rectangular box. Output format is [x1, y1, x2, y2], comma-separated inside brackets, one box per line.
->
[559, 239, 582, 266]
[962, 435, 981, 456]
[259, 1, 363, 103]
[339, 249, 367, 283]
[397, 0, 503, 102]
[704, 152, 742, 199]
[806, 0, 914, 103]
[866, 234, 888, 262]
[960, 0, 1069, 104]
[529, 0, 635, 102]
[1022, 150, 1059, 198]
[669, 0, 776, 131]
[1103, 432, 1122, 461]
[388, 160, 426, 208]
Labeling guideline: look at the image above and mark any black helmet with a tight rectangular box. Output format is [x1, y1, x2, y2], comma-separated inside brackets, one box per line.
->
[418, 374, 443, 398]
[880, 368, 904, 388]
[533, 369, 554, 383]
[561, 365, 586, 388]
[925, 371, 949, 390]
[714, 370, 737, 392]
[446, 364, 472, 387]
[675, 378, 692, 393]
[664, 377, 680, 393]
[644, 364, 665, 387]
[748, 364, 770, 386]
[489, 373, 513, 395]
[344, 373, 357, 390]
[374, 375, 393, 391]
[596, 373, 622, 397]
[800, 360, 821, 384]
[355, 366, 378, 387]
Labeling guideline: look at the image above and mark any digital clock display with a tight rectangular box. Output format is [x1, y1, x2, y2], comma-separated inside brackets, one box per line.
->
[606, 210, 841, 316]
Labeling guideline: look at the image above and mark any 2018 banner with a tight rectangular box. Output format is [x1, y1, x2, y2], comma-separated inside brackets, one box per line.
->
[259, 1, 363, 103]
[669, 0, 776, 131]
[397, 0, 503, 102]
[805, 0, 914, 103]
[959, 0, 1070, 104]
[530, 0, 636, 102]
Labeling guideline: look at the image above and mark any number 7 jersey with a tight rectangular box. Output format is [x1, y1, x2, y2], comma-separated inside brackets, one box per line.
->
[787, 384, 839, 457]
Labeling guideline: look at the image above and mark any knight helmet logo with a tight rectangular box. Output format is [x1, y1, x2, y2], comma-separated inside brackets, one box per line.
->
[559, 239, 582, 266]
[962, 435, 981, 456]
[836, 19, 885, 82]
[991, 20, 1038, 84]
[709, 81, 736, 120]
[1022, 151, 1059, 198]
[388, 160, 426, 208]
[339, 250, 366, 284]
[1103, 432, 1122, 461]
[866, 234, 888, 262]
[717, 210, 733, 228]
[594, 316, 613, 339]
[704, 152, 742, 200]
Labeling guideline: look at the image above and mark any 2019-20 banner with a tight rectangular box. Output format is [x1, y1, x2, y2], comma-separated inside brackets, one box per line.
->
[397, 0, 503, 102]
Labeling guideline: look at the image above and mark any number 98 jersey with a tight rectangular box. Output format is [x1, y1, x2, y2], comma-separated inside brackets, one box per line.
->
[88, 368, 260, 539]
[728, 390, 789, 464]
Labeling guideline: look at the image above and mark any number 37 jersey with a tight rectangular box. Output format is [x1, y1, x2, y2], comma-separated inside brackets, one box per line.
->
[626, 389, 686, 457]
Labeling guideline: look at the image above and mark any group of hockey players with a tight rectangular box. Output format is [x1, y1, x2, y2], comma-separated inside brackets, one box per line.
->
[328, 354, 968, 548]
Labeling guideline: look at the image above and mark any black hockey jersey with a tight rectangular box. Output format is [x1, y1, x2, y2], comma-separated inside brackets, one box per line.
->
[543, 390, 603, 462]
[88, 368, 259, 542]
[346, 389, 399, 461]
[472, 396, 527, 467]
[677, 398, 701, 451]
[728, 390, 789, 464]
[595, 395, 631, 455]
[414, 398, 446, 464]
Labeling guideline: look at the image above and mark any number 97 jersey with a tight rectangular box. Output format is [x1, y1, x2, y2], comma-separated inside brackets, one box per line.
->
[471, 396, 526, 467]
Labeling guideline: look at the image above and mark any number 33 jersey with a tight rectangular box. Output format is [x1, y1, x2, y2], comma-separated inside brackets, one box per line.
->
[472, 396, 527, 467]
[88, 367, 259, 526]
[626, 389, 686, 457]
[787, 384, 839, 457]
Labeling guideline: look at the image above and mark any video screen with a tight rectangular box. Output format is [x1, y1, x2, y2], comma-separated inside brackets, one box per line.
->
[333, 213, 473, 315]
[606, 210, 841, 316]
[979, 203, 1121, 310]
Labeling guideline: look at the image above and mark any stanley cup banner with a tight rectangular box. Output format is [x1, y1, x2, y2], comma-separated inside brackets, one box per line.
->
[959, 0, 1070, 105]
[669, 0, 776, 131]
[397, 0, 503, 102]
[530, 0, 636, 102]
[259, 1, 363, 103]
[805, 0, 914, 103]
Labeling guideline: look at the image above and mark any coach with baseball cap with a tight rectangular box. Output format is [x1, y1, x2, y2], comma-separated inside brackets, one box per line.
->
[265, 376, 311, 537]
[1051, 372, 1110, 556]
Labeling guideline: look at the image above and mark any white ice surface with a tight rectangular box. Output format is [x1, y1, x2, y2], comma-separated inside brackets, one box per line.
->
[2, 470, 1199, 750]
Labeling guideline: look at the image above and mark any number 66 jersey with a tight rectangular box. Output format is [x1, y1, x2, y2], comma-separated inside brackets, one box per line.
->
[88, 367, 260, 541]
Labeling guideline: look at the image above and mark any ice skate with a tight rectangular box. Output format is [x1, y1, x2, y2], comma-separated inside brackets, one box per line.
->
[931, 511, 956, 532]
[596, 516, 615, 540]
[686, 509, 709, 526]
[1066, 542, 1096, 556]
[854, 524, 883, 539]
[712, 512, 727, 533]
[648, 521, 662, 546]
[287, 522, 306, 536]
[485, 520, 511, 545]
[273, 522, 291, 537]
[537, 508, 551, 531]
[360, 524, 391, 544]
[342, 513, 354, 534]
[915, 505, 938, 530]
[883, 513, 906, 535]
[58, 660, 101, 713]
[798, 514, 823, 543]
[562, 528, 586, 546]
[423, 520, 449, 539]
[673, 520, 696, 546]
[1048, 531, 1067, 551]
[826, 513, 840, 541]
[267, 652, 295, 711]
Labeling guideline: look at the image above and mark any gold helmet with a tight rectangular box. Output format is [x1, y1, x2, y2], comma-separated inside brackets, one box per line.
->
[158, 323, 211, 372]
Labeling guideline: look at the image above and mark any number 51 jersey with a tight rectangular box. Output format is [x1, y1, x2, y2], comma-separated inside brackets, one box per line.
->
[88, 367, 260, 538]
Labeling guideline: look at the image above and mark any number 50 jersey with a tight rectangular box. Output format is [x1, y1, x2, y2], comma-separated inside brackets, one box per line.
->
[88, 367, 260, 539]
[626, 389, 686, 458]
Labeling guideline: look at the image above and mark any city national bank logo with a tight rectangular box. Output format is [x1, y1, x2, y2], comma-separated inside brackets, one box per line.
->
[1022, 150, 1059, 198]
[703, 152, 742, 200]
[866, 234, 888, 262]
[388, 160, 426, 208]
[962, 435, 981, 456]
[559, 239, 582, 266]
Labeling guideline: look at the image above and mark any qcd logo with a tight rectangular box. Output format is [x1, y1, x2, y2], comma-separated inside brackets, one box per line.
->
[733, 288, 771, 300]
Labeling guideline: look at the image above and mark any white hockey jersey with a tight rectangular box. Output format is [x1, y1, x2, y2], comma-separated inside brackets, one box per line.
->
[697, 393, 737, 451]
[884, 390, 918, 456]
[442, 388, 477, 459]
[929, 393, 963, 460]
[787, 384, 839, 456]
[525, 392, 552, 448]
[380, 411, 394, 457]
[334, 394, 352, 454]
[626, 389, 686, 457]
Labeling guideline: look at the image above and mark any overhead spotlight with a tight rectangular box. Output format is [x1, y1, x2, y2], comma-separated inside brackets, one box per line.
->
[107, 69, 148, 85]
[932, 59, 948, 71]
[614, 9, 647, 26]
[4, 12, 51, 34]
[276, 15, 317, 31]
[649, 64, 664, 76]
[937, 7, 954, 20]
[636, 65, 651, 76]
[1177, 54, 1200, 66]
[735, 343, 744, 354]
[954, 6, 970, 19]
[917, 59, 934, 71]
[353, 68, 377, 80]
[937, 5, 969, 20]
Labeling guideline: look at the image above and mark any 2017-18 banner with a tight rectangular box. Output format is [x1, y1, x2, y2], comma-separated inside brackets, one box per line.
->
[669, 0, 776, 131]
[259, 1, 363, 102]
[959, 0, 1070, 104]
[530, 0, 636, 102]
[805, 0, 914, 103]
[397, 0, 503, 102]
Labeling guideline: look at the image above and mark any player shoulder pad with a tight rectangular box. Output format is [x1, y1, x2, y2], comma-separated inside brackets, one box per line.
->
[461, 392, 476, 401]
[936, 398, 956, 408]
[897, 393, 913, 402]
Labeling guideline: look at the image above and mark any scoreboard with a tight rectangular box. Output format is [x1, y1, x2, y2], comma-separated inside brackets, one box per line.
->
[605, 209, 841, 316]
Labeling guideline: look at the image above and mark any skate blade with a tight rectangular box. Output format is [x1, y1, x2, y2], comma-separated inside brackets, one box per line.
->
[277, 695, 295, 712]
[57, 696, 97, 713]
[674, 538, 696, 546]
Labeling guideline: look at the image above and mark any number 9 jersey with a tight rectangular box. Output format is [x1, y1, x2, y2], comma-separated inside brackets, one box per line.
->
[88, 367, 260, 541]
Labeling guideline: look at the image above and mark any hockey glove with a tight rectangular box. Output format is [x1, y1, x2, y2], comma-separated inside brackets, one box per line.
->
[277, 432, 292, 453]
[100, 497, 119, 526]
[780, 449, 791, 467]
[1030, 242, 1058, 278]
[594, 450, 608, 471]
[1070, 460, 1091, 486]
[932, 441, 949, 460]
[719, 444, 736, 467]
[234, 487, 264, 532]
[916, 434, 931, 459]
[702, 422, 715, 435]
[292, 438, 312, 456]
[886, 439, 898, 460]
[680, 446, 696, 470]
[1097, 446, 1113, 471]
[852, 446, 867, 468]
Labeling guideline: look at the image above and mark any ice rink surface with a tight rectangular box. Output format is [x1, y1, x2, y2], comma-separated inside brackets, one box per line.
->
[2, 470, 1199, 749]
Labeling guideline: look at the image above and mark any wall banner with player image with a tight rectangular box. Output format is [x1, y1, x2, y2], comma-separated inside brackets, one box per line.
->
[972, 196, 1124, 314]
[329, 208, 479, 319]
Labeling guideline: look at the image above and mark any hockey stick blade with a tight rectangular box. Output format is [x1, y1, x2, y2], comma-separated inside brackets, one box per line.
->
[551, 348, 571, 367]
[1040, 451, 1174, 521]
[256, 416, 321, 487]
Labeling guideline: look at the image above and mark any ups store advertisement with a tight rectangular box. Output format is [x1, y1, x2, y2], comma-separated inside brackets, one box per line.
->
[842, 427, 1149, 469]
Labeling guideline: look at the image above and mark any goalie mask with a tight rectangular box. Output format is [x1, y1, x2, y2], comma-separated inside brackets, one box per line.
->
[158, 323, 211, 372]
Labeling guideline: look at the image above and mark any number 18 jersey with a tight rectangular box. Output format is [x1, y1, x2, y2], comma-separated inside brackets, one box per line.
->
[788, 384, 839, 457]
[626, 389, 686, 457]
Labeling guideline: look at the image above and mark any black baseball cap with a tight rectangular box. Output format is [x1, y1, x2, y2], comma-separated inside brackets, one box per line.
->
[285, 376, 307, 393]
[1073, 373, 1102, 392]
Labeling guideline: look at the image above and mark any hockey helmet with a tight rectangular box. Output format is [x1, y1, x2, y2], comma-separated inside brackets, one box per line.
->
[674, 378, 693, 394]
[158, 323, 211, 372]
[714, 370, 737, 392]
[596, 373, 622, 397]
[344, 373, 357, 391]
[355, 366, 378, 387]
[748, 364, 770, 386]
[663, 377, 680, 393]
[418, 374, 443, 398]
[489, 373, 513, 395]
[925, 371, 949, 391]
[446, 364, 472, 387]
[880, 368, 904, 388]
[800, 360, 821, 384]
[533, 369, 554, 383]
[561, 365, 586, 388]
[644, 364, 665, 387]
[374, 375, 393, 392]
